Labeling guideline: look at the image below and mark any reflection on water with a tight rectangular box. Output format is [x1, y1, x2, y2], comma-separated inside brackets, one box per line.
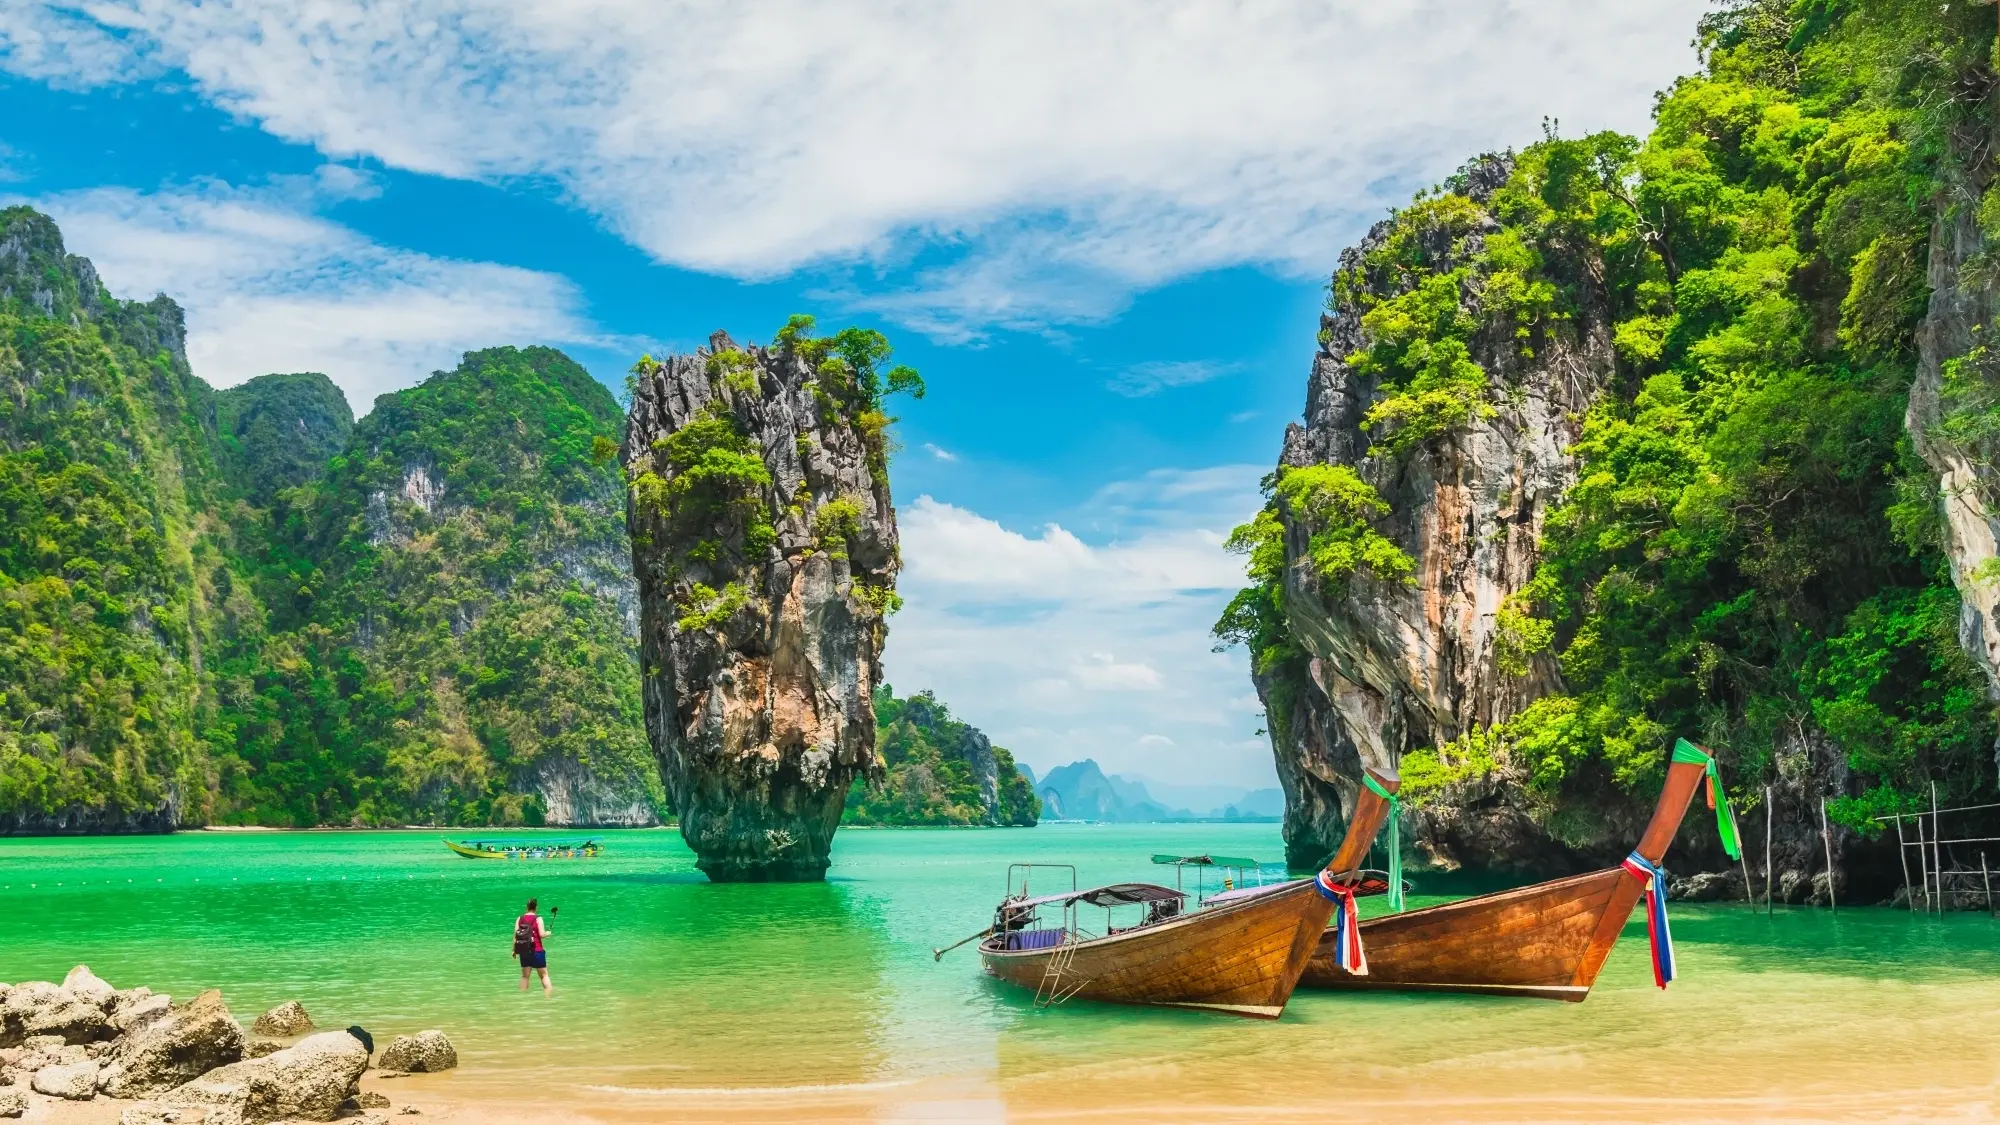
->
[8, 824, 2000, 1122]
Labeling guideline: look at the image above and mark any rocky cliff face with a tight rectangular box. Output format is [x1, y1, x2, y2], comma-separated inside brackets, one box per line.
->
[625, 326, 903, 880]
[1908, 175, 2000, 711]
[1264, 156, 1620, 870]
[0, 207, 215, 834]
[280, 345, 662, 827]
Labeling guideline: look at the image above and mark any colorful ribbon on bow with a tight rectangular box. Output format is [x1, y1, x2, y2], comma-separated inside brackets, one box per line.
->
[1363, 771, 1404, 913]
[1314, 868, 1368, 975]
[1620, 851, 1675, 989]
[1672, 738, 1740, 860]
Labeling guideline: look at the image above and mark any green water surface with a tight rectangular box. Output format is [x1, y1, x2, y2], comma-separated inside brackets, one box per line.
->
[9, 825, 2000, 1118]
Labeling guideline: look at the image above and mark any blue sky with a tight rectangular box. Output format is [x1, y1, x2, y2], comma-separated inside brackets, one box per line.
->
[0, 2, 1705, 787]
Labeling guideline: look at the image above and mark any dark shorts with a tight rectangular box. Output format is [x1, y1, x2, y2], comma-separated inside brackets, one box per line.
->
[520, 949, 547, 969]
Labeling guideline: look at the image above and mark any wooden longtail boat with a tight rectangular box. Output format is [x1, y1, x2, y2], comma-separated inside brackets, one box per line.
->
[443, 838, 602, 859]
[1299, 740, 1733, 1001]
[974, 766, 1398, 1018]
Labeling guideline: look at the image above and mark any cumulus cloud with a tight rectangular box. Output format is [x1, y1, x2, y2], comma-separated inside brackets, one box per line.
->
[1, 0, 1707, 336]
[886, 466, 1275, 785]
[1107, 360, 1243, 398]
[21, 176, 610, 410]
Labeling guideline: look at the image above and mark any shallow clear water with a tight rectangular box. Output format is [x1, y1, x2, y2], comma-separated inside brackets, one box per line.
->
[8, 824, 2000, 1122]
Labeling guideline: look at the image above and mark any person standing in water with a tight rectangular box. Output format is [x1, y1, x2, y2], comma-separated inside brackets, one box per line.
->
[513, 898, 553, 994]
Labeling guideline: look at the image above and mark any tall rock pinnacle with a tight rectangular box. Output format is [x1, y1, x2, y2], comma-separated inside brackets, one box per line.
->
[623, 320, 911, 881]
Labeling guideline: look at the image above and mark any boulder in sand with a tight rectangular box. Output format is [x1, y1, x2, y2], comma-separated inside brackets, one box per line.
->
[161, 1029, 368, 1124]
[0, 983, 58, 1046]
[98, 989, 244, 1098]
[17, 1037, 87, 1072]
[250, 1000, 314, 1038]
[31, 1058, 99, 1099]
[0, 1089, 23, 1117]
[376, 1031, 456, 1073]
[60, 966, 114, 1004]
[110, 988, 171, 1034]
[20, 971, 110, 1044]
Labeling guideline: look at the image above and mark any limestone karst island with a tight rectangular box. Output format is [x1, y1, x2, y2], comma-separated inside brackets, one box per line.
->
[3, 2, 1998, 1122]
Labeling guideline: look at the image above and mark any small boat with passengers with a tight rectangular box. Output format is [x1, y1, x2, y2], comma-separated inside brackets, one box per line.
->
[942, 765, 1399, 1018]
[443, 837, 603, 860]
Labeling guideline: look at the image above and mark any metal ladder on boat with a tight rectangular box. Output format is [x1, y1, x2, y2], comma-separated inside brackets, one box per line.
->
[1033, 934, 1089, 1009]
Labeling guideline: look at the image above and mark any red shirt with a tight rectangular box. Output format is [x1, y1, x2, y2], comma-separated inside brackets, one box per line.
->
[518, 912, 545, 952]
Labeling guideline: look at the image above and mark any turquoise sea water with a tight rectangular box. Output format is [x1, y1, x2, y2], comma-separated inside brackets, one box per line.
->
[8, 824, 2000, 1122]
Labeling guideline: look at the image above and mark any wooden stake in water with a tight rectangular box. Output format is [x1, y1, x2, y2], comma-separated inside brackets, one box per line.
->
[1983, 852, 1993, 918]
[1917, 813, 1930, 912]
[1734, 799, 1754, 906]
[1896, 815, 1915, 914]
[1819, 796, 1837, 914]
[1764, 784, 1775, 915]
[1932, 781, 1944, 914]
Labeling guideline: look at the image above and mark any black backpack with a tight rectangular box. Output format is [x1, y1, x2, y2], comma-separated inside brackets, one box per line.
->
[513, 914, 536, 956]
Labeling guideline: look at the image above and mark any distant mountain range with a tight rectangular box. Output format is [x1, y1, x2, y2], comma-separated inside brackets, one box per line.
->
[1032, 759, 1281, 822]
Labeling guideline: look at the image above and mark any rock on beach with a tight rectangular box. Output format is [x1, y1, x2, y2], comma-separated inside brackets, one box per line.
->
[98, 989, 245, 1098]
[31, 1059, 99, 1100]
[250, 1000, 314, 1038]
[161, 1028, 368, 1124]
[377, 1031, 456, 1073]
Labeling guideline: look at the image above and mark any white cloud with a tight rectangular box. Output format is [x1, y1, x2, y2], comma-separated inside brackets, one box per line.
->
[1107, 360, 1242, 398]
[20, 176, 609, 411]
[2, 0, 1709, 337]
[1074, 654, 1164, 693]
[922, 443, 957, 463]
[885, 467, 1278, 787]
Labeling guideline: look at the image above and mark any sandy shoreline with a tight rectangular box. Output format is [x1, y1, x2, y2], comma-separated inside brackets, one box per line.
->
[23, 1069, 2000, 1125]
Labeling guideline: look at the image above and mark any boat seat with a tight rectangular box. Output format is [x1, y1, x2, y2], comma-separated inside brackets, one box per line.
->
[1005, 928, 1066, 951]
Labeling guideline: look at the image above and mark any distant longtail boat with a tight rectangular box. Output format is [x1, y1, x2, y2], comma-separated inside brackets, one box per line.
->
[960, 765, 1399, 1018]
[443, 838, 602, 860]
[1299, 739, 1740, 1001]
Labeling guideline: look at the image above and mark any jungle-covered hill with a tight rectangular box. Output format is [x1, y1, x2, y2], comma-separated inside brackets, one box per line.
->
[1221, 0, 2000, 888]
[0, 206, 662, 830]
[845, 686, 1039, 827]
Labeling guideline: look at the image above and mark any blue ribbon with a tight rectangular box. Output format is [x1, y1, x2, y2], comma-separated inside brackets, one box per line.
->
[1620, 851, 1675, 989]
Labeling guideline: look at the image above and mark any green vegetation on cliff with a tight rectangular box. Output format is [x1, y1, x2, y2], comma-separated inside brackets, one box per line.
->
[214, 347, 661, 827]
[1223, 0, 1999, 829]
[1, 207, 662, 829]
[0, 206, 214, 826]
[843, 686, 1038, 826]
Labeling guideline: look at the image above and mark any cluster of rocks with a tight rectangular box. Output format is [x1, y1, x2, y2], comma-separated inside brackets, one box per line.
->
[0, 967, 457, 1124]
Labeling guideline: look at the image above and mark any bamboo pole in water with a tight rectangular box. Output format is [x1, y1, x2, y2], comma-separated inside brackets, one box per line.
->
[1734, 800, 1754, 905]
[1917, 813, 1930, 912]
[1764, 784, 1775, 915]
[1932, 782, 1944, 914]
[1983, 853, 1993, 918]
[1897, 815, 1915, 913]
[1819, 796, 1836, 914]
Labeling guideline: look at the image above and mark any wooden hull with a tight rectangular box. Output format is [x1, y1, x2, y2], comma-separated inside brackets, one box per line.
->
[1300, 747, 1711, 1002]
[980, 880, 1334, 1018]
[1300, 866, 1636, 1001]
[444, 839, 505, 859]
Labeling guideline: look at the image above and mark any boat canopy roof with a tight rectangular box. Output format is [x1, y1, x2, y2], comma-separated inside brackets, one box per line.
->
[1150, 853, 1262, 868]
[1200, 878, 1305, 906]
[1005, 882, 1185, 911]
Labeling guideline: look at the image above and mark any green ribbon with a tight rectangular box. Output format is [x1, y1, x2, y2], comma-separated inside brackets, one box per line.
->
[1672, 738, 1741, 860]
[1363, 772, 1404, 913]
